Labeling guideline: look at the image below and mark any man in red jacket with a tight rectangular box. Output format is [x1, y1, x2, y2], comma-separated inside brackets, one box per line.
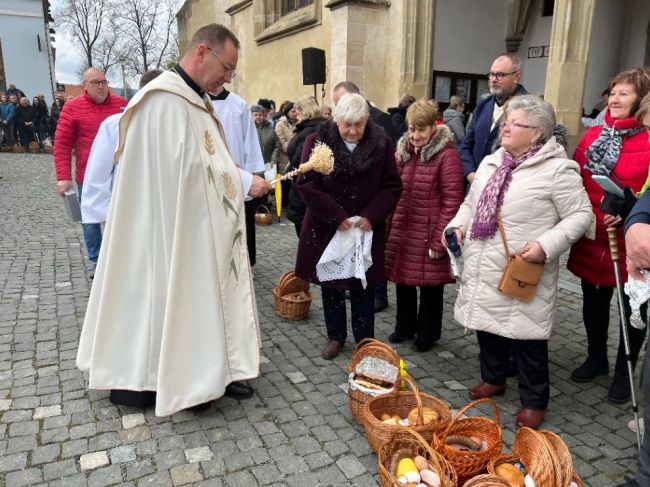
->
[54, 68, 127, 276]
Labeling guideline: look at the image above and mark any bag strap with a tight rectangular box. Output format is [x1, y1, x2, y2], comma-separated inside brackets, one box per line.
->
[497, 213, 510, 259]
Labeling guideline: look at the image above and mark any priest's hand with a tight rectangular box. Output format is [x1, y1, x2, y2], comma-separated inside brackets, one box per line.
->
[57, 180, 73, 197]
[248, 175, 272, 197]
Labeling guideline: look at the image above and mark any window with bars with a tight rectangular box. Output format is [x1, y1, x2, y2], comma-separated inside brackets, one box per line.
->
[282, 0, 314, 15]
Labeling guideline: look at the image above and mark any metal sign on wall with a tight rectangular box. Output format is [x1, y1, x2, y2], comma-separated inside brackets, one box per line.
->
[528, 46, 550, 58]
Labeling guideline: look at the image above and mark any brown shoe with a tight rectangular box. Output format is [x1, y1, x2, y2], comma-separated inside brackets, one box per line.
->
[469, 382, 506, 400]
[321, 339, 344, 360]
[516, 408, 545, 429]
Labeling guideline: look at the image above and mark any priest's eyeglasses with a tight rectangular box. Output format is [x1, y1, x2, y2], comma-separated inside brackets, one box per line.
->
[487, 71, 518, 81]
[206, 46, 237, 78]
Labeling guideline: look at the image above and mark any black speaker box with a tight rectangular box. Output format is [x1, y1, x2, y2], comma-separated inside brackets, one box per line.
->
[302, 47, 326, 85]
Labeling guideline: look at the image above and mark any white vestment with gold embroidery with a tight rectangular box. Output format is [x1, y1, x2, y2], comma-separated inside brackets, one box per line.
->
[76, 71, 261, 416]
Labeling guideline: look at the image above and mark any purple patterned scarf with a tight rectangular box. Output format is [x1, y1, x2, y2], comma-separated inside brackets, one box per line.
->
[469, 143, 543, 240]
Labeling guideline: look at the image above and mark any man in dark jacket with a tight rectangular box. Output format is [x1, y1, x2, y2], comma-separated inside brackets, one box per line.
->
[459, 54, 527, 185]
[619, 189, 650, 487]
[14, 97, 37, 145]
[331, 80, 394, 312]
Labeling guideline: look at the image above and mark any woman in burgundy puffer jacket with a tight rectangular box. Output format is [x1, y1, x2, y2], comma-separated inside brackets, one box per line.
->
[568, 67, 650, 404]
[385, 100, 464, 351]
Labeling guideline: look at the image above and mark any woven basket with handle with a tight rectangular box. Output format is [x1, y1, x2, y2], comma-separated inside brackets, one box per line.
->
[364, 375, 451, 452]
[377, 427, 457, 487]
[432, 398, 502, 482]
[462, 474, 512, 486]
[512, 427, 558, 487]
[273, 270, 312, 320]
[348, 338, 400, 423]
[255, 204, 273, 225]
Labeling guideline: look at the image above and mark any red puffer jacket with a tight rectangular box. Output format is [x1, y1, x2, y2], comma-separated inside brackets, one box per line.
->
[567, 111, 650, 287]
[385, 125, 464, 287]
[54, 91, 127, 183]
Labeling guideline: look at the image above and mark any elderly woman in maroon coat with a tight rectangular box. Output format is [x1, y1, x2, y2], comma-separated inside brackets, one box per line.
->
[385, 100, 464, 352]
[295, 93, 402, 360]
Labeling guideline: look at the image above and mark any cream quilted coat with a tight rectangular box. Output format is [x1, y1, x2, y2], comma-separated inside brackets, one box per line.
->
[447, 137, 594, 340]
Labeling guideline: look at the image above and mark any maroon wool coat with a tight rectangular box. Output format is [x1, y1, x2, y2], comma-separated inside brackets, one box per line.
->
[295, 120, 402, 290]
[385, 125, 464, 287]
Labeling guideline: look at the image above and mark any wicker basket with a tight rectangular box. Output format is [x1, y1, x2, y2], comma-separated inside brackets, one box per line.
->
[272, 287, 312, 320]
[273, 271, 312, 320]
[572, 472, 584, 487]
[364, 375, 451, 452]
[348, 338, 400, 423]
[255, 205, 272, 225]
[44, 146, 54, 154]
[462, 474, 512, 487]
[512, 427, 558, 487]
[12, 145, 26, 153]
[540, 430, 573, 486]
[28, 141, 40, 153]
[0, 145, 12, 152]
[489, 449, 582, 487]
[432, 398, 502, 482]
[377, 427, 457, 487]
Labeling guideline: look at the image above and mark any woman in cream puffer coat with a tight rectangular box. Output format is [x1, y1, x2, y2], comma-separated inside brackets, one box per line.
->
[445, 95, 594, 429]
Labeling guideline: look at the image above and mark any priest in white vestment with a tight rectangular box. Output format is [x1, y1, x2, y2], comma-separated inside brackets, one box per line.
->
[76, 24, 271, 416]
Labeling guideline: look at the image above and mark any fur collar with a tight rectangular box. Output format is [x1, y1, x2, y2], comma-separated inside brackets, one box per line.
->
[395, 124, 452, 163]
[315, 119, 387, 176]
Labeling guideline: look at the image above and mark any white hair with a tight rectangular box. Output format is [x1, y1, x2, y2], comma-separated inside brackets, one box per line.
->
[505, 94, 556, 142]
[333, 93, 369, 124]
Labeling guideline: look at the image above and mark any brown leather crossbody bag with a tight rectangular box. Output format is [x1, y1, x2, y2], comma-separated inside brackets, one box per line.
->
[496, 217, 544, 302]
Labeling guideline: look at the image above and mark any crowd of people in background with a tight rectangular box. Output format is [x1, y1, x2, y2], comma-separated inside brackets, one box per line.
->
[0, 21, 641, 484]
[0, 83, 68, 150]
[4, 41, 650, 449]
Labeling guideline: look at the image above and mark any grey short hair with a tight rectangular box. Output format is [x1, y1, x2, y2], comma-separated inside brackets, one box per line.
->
[333, 93, 369, 123]
[505, 94, 556, 142]
[332, 81, 360, 94]
[496, 53, 522, 73]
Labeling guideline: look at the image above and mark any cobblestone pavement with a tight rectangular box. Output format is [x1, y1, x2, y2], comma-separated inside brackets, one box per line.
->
[0, 152, 642, 486]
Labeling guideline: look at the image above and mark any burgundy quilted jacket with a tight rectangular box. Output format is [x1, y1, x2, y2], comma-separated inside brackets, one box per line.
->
[385, 125, 464, 287]
[54, 91, 127, 183]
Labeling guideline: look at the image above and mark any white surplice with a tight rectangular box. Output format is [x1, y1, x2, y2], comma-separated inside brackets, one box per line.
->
[80, 113, 120, 224]
[76, 71, 261, 416]
[212, 91, 264, 200]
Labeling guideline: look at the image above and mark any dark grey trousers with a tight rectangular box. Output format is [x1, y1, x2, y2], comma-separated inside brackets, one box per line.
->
[637, 342, 650, 485]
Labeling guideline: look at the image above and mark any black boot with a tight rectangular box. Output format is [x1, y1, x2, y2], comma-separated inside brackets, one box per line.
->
[388, 331, 414, 343]
[570, 356, 609, 383]
[110, 390, 156, 408]
[374, 283, 388, 312]
[608, 373, 632, 404]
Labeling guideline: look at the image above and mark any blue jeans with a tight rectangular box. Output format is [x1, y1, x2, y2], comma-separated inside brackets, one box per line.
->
[77, 182, 103, 263]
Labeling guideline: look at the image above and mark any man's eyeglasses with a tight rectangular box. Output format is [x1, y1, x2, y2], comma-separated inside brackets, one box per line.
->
[487, 71, 519, 81]
[499, 121, 538, 130]
[86, 80, 109, 87]
[206, 46, 237, 78]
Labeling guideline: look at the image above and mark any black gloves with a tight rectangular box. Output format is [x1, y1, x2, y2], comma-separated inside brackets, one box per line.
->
[600, 187, 638, 226]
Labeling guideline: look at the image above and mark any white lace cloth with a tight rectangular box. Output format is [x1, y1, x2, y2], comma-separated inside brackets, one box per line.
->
[624, 270, 650, 330]
[316, 216, 373, 288]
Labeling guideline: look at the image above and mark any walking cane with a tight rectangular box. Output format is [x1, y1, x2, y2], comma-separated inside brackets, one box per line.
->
[607, 226, 642, 448]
